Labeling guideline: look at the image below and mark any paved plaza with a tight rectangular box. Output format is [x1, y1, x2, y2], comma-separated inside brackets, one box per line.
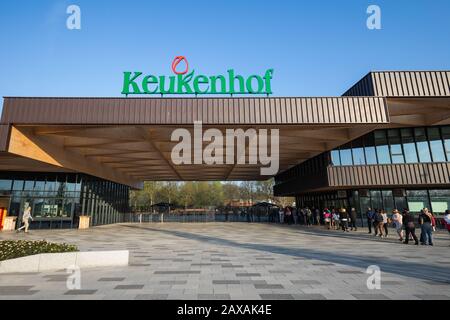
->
[0, 222, 449, 300]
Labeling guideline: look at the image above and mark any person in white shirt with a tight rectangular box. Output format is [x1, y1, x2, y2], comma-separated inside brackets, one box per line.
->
[17, 203, 33, 233]
[392, 209, 403, 241]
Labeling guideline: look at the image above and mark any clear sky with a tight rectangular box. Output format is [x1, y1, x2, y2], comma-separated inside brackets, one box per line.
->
[1, 0, 449, 113]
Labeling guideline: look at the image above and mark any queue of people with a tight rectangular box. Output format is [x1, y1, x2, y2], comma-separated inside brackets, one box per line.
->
[276, 205, 446, 246]
[366, 207, 438, 245]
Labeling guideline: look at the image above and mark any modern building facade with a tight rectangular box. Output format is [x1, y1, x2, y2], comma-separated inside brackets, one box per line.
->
[0, 71, 449, 228]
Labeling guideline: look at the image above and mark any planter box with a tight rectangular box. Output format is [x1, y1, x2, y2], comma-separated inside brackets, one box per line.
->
[0, 250, 129, 274]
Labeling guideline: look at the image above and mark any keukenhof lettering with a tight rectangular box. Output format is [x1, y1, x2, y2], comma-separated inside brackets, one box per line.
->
[122, 57, 274, 95]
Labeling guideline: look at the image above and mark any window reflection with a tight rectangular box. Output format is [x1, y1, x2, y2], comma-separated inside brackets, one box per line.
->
[330, 126, 450, 167]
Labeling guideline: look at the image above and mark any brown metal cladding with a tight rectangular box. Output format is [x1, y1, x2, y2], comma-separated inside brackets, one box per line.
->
[327, 163, 450, 187]
[343, 71, 450, 97]
[1, 97, 389, 125]
[0, 124, 10, 151]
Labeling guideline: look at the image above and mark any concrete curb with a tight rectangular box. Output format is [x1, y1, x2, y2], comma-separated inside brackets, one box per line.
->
[0, 250, 129, 273]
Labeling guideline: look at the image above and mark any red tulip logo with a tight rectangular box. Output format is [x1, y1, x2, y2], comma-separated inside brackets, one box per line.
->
[171, 56, 189, 75]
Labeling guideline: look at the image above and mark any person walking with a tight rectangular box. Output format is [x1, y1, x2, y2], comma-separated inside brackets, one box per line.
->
[419, 208, 434, 246]
[349, 207, 358, 231]
[323, 208, 332, 230]
[16, 203, 33, 233]
[279, 207, 285, 224]
[392, 209, 403, 241]
[366, 207, 375, 234]
[339, 208, 349, 232]
[305, 207, 312, 226]
[402, 209, 419, 245]
[381, 210, 389, 237]
[374, 209, 384, 237]
[332, 209, 340, 230]
[314, 208, 321, 226]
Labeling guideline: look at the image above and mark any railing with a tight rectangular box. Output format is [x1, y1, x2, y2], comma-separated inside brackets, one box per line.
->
[123, 212, 273, 223]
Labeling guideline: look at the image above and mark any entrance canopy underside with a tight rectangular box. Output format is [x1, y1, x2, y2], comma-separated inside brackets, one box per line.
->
[0, 95, 449, 189]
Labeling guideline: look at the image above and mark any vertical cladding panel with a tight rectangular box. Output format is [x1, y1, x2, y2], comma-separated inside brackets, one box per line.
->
[353, 98, 361, 123]
[411, 72, 421, 96]
[357, 98, 366, 123]
[300, 98, 307, 123]
[394, 72, 402, 96]
[244, 98, 250, 123]
[444, 72, 450, 95]
[330, 98, 337, 123]
[289, 98, 297, 123]
[372, 73, 381, 96]
[278, 98, 287, 123]
[403, 73, 412, 96]
[430, 72, 439, 95]
[218, 99, 224, 124]
[285, 98, 292, 123]
[336, 98, 344, 123]
[436, 72, 446, 95]
[425, 72, 435, 96]
[264, 98, 271, 124]
[223, 99, 230, 124]
[311, 98, 318, 123]
[323, 98, 329, 123]
[274, 98, 280, 123]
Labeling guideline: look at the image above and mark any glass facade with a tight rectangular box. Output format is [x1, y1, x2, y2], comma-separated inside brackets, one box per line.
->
[330, 126, 450, 166]
[0, 172, 129, 229]
[296, 188, 450, 222]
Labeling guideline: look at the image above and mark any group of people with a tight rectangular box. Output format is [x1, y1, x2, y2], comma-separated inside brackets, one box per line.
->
[366, 207, 444, 246]
[277, 205, 450, 245]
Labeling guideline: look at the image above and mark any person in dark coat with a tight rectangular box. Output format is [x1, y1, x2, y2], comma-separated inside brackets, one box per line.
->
[349, 207, 358, 231]
[402, 209, 419, 245]
[366, 207, 375, 234]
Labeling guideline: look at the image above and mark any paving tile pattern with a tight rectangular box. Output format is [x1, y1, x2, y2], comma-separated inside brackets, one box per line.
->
[0, 223, 449, 300]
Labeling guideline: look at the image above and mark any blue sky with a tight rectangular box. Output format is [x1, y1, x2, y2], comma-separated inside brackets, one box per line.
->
[1, 0, 449, 113]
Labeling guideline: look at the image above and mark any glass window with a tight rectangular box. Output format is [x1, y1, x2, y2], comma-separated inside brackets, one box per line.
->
[427, 128, 446, 162]
[406, 190, 430, 213]
[415, 128, 432, 163]
[363, 134, 377, 165]
[429, 190, 450, 214]
[442, 126, 450, 161]
[401, 128, 418, 163]
[331, 150, 341, 166]
[0, 180, 12, 191]
[370, 190, 382, 210]
[388, 129, 404, 164]
[351, 138, 365, 165]
[374, 131, 391, 164]
[12, 180, 24, 191]
[24, 180, 35, 191]
[339, 148, 353, 166]
[382, 190, 394, 213]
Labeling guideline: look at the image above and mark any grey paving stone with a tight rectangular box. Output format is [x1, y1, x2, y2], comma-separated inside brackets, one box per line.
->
[64, 290, 98, 295]
[198, 294, 231, 300]
[212, 280, 240, 285]
[160, 280, 188, 285]
[414, 294, 450, 300]
[338, 270, 363, 274]
[135, 294, 169, 300]
[259, 294, 294, 300]
[291, 280, 321, 285]
[254, 284, 284, 289]
[114, 285, 145, 290]
[351, 294, 390, 300]
[98, 277, 126, 282]
[293, 294, 327, 300]
[236, 273, 261, 277]
[154, 271, 201, 274]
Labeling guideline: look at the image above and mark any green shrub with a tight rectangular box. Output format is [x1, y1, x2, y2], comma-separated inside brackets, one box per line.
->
[0, 240, 78, 261]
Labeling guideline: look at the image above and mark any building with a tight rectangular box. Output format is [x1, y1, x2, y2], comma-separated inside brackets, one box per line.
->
[0, 71, 449, 229]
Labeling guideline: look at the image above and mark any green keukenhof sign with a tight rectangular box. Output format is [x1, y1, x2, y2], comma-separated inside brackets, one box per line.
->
[122, 56, 274, 96]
